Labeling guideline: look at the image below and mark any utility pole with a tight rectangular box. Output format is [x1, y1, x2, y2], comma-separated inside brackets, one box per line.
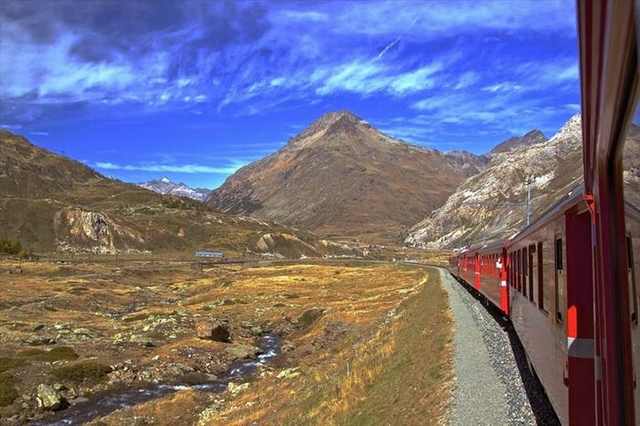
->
[526, 176, 533, 226]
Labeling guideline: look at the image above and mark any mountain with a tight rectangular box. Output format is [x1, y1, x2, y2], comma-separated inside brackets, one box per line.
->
[489, 129, 547, 156]
[207, 111, 486, 242]
[0, 130, 358, 258]
[140, 177, 210, 201]
[405, 115, 583, 249]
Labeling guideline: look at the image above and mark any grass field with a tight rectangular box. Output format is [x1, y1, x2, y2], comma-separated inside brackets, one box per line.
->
[0, 258, 452, 425]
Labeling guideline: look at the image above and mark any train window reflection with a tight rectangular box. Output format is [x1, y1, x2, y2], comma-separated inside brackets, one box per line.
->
[623, 101, 640, 328]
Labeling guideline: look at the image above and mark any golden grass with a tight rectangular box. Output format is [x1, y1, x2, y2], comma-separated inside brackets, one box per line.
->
[207, 267, 453, 426]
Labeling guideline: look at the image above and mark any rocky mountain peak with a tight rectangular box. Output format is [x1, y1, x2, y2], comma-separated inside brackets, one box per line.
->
[490, 128, 547, 155]
[139, 178, 210, 202]
[550, 113, 581, 143]
[287, 110, 373, 150]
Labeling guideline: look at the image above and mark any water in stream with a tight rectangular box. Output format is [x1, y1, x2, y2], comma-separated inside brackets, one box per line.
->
[34, 334, 281, 425]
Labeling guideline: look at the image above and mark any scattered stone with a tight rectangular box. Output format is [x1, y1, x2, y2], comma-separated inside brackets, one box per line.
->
[26, 336, 56, 346]
[276, 368, 301, 380]
[33, 324, 45, 332]
[250, 326, 263, 336]
[224, 344, 260, 360]
[36, 384, 67, 411]
[195, 319, 231, 342]
[227, 382, 249, 395]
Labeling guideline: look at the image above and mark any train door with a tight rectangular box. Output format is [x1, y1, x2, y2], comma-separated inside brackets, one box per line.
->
[565, 210, 595, 425]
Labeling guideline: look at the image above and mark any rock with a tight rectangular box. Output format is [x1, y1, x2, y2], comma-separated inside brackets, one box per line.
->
[227, 382, 249, 395]
[250, 326, 263, 336]
[33, 324, 45, 332]
[297, 307, 325, 329]
[36, 384, 67, 411]
[26, 336, 56, 346]
[129, 335, 155, 347]
[195, 320, 231, 342]
[224, 344, 260, 360]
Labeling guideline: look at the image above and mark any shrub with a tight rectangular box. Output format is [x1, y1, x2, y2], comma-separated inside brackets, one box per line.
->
[18, 347, 79, 362]
[0, 374, 18, 407]
[51, 361, 112, 383]
[0, 357, 27, 374]
[0, 239, 22, 256]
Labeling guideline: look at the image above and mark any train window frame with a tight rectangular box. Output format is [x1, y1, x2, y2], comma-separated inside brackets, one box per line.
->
[627, 235, 638, 326]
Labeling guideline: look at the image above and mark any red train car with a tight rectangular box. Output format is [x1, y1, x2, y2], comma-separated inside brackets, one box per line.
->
[450, 3, 640, 424]
[455, 240, 509, 315]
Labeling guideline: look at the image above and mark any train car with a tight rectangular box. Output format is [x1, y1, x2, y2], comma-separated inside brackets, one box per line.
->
[448, 3, 640, 423]
[578, 1, 638, 423]
[506, 186, 594, 425]
[454, 241, 508, 315]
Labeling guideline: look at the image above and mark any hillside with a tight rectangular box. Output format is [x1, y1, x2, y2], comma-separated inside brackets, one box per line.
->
[0, 130, 356, 258]
[405, 116, 640, 249]
[405, 115, 583, 249]
[207, 111, 487, 242]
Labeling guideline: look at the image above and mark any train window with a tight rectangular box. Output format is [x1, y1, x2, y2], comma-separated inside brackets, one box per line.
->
[555, 238, 563, 270]
[555, 237, 564, 322]
[537, 242, 545, 312]
[522, 247, 528, 298]
[627, 236, 638, 326]
[515, 250, 520, 291]
[528, 245, 535, 303]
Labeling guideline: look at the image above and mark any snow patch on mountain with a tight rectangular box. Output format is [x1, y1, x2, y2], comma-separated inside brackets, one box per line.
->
[140, 177, 210, 201]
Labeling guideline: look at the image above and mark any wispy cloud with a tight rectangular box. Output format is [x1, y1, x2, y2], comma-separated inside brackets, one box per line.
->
[94, 160, 247, 174]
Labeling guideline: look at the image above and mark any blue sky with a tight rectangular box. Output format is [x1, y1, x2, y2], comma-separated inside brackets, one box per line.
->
[0, 0, 579, 189]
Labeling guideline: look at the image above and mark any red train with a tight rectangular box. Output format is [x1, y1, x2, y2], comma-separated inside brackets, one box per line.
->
[450, 2, 639, 425]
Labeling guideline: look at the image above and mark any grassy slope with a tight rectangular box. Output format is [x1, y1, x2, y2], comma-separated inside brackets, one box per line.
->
[206, 266, 453, 425]
[340, 268, 452, 425]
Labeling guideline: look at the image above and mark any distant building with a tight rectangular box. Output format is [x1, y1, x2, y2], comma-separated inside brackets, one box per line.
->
[194, 250, 224, 258]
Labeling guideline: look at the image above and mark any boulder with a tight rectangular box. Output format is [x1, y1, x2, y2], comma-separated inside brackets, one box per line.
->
[195, 320, 230, 342]
[224, 344, 260, 360]
[297, 307, 325, 329]
[36, 384, 67, 411]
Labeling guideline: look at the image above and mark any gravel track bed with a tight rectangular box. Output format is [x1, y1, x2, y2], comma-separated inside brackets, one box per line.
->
[439, 269, 559, 425]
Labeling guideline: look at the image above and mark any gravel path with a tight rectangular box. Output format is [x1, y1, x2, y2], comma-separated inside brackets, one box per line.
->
[439, 268, 559, 425]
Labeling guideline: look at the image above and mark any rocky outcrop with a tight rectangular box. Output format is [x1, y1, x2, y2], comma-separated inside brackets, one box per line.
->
[54, 208, 144, 254]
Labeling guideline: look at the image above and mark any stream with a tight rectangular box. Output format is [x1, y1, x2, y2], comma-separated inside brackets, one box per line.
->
[34, 334, 282, 425]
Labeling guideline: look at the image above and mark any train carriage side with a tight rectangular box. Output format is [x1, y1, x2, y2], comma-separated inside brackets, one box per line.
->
[453, 242, 509, 315]
[476, 241, 508, 315]
[507, 188, 595, 425]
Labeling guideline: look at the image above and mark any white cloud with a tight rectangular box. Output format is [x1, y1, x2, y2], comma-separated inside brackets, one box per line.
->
[454, 71, 480, 90]
[94, 160, 247, 174]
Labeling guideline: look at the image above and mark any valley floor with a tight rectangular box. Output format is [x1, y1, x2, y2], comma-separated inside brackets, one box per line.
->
[0, 257, 453, 425]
